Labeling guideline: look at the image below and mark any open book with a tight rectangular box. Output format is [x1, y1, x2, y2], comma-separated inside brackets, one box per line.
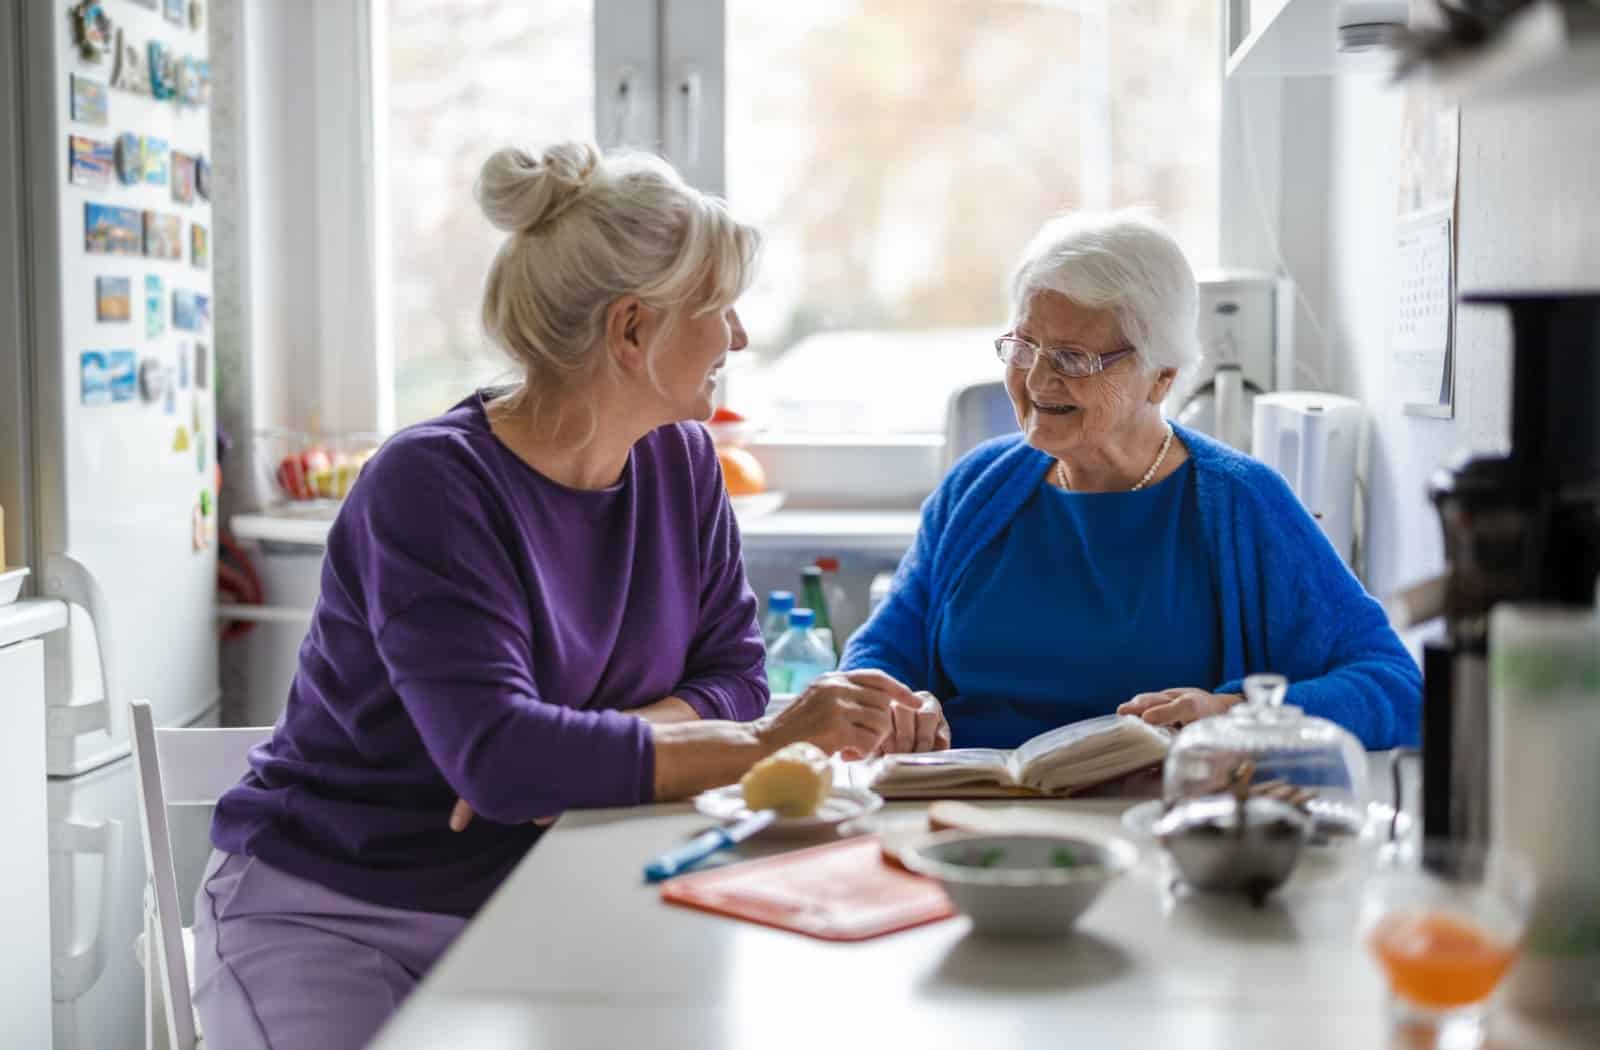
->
[866, 714, 1173, 798]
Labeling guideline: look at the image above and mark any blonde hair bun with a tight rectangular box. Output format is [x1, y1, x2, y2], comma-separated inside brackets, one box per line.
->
[475, 142, 600, 235]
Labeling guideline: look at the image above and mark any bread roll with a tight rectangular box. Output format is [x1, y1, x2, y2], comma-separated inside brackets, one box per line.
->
[740, 742, 832, 817]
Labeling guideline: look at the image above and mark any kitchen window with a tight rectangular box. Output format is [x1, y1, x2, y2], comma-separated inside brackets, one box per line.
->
[377, 0, 1221, 462]
[382, 0, 597, 426]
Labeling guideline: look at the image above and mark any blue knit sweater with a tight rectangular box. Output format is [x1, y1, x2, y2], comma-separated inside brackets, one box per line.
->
[842, 425, 1421, 749]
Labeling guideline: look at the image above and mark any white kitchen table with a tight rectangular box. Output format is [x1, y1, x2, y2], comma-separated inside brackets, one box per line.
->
[370, 765, 1600, 1050]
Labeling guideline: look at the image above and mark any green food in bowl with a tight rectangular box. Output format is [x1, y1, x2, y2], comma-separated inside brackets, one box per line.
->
[903, 831, 1137, 938]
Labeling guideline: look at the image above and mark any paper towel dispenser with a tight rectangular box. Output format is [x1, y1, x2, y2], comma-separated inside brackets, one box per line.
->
[1251, 392, 1364, 567]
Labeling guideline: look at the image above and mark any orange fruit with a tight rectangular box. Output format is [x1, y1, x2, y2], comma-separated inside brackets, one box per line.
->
[717, 446, 767, 496]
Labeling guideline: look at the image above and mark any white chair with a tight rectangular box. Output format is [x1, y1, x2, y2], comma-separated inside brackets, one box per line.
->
[941, 378, 1016, 473]
[863, 380, 1018, 611]
[128, 698, 271, 1050]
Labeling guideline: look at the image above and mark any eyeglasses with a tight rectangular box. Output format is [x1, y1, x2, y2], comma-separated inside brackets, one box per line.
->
[994, 335, 1138, 378]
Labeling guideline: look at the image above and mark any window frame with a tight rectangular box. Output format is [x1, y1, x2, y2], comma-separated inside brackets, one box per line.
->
[359, 0, 1229, 508]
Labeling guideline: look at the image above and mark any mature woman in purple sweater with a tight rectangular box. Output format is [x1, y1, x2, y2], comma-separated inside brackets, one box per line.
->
[192, 143, 942, 1049]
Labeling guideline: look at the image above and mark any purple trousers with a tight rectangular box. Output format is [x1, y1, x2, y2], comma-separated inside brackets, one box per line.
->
[191, 851, 466, 1049]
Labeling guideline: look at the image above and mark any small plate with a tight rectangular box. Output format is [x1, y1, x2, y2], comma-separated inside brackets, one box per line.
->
[730, 490, 786, 520]
[1121, 797, 1414, 848]
[694, 784, 883, 837]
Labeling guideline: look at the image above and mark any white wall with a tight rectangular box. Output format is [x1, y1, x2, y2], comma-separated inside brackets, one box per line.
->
[1228, 69, 1600, 607]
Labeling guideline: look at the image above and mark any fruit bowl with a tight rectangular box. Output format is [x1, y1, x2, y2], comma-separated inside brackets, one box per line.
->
[705, 406, 760, 448]
[258, 428, 382, 505]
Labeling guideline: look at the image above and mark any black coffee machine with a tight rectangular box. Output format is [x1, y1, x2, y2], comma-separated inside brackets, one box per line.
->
[1422, 292, 1600, 844]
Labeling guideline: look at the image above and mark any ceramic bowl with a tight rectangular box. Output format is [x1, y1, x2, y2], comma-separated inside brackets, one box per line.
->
[900, 831, 1137, 937]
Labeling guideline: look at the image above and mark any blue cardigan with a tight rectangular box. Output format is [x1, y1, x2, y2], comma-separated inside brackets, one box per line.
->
[842, 425, 1421, 750]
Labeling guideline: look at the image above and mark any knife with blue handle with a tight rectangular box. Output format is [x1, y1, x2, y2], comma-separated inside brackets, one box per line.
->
[643, 809, 779, 882]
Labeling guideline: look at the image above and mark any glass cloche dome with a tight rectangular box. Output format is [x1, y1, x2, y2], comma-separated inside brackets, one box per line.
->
[1163, 673, 1369, 834]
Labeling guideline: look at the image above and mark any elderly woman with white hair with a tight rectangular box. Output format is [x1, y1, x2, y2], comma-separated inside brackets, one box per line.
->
[192, 143, 938, 1049]
[843, 211, 1420, 752]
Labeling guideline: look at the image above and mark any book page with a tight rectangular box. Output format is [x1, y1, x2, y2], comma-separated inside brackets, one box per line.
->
[870, 747, 1016, 792]
[1015, 715, 1171, 795]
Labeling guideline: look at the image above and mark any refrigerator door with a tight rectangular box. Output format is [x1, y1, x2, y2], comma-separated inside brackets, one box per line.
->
[0, 638, 53, 1050]
[22, 4, 219, 776]
[48, 704, 220, 1050]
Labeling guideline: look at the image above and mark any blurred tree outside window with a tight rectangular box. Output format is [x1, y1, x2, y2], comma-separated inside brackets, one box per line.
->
[725, 0, 1219, 435]
[383, 0, 1218, 434]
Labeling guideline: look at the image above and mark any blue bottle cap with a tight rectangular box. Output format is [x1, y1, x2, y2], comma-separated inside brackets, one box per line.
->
[768, 590, 794, 610]
[788, 608, 815, 628]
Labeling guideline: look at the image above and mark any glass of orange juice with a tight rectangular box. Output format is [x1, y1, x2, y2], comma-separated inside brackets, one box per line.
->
[1362, 841, 1536, 1049]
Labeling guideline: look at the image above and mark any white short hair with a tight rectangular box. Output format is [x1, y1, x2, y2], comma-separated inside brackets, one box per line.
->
[1007, 209, 1199, 374]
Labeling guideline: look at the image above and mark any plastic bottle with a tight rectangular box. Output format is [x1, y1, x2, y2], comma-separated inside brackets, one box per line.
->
[761, 590, 795, 648]
[800, 566, 835, 655]
[766, 608, 837, 695]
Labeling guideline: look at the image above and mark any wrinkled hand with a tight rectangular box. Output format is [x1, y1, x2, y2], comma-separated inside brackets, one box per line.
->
[758, 669, 923, 760]
[879, 690, 951, 755]
[1118, 688, 1243, 730]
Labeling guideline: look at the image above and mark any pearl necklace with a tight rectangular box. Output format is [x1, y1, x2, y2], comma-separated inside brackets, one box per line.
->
[1055, 423, 1174, 492]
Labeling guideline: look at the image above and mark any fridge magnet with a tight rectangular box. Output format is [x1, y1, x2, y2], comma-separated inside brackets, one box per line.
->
[143, 211, 182, 260]
[172, 424, 190, 452]
[177, 57, 207, 107]
[189, 1, 204, 32]
[149, 42, 178, 101]
[70, 2, 114, 63]
[145, 274, 164, 337]
[194, 154, 210, 200]
[193, 400, 205, 470]
[177, 341, 190, 388]
[84, 202, 142, 256]
[138, 356, 165, 403]
[172, 289, 200, 331]
[70, 75, 109, 125]
[108, 350, 137, 402]
[114, 132, 143, 184]
[68, 136, 114, 188]
[171, 151, 195, 203]
[95, 276, 131, 322]
[81, 351, 112, 405]
[163, 0, 186, 25]
[142, 136, 170, 186]
[190, 224, 208, 269]
[194, 341, 208, 389]
[164, 378, 177, 416]
[191, 503, 204, 552]
[111, 30, 151, 95]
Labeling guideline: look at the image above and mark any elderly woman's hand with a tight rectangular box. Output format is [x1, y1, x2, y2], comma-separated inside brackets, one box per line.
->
[761, 669, 928, 760]
[879, 690, 951, 755]
[1118, 688, 1244, 730]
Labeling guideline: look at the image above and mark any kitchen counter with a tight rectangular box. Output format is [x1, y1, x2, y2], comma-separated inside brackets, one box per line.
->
[0, 598, 68, 649]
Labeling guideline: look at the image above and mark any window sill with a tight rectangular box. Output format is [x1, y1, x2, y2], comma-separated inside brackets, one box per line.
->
[743, 434, 943, 510]
[232, 505, 922, 552]
[738, 509, 919, 553]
